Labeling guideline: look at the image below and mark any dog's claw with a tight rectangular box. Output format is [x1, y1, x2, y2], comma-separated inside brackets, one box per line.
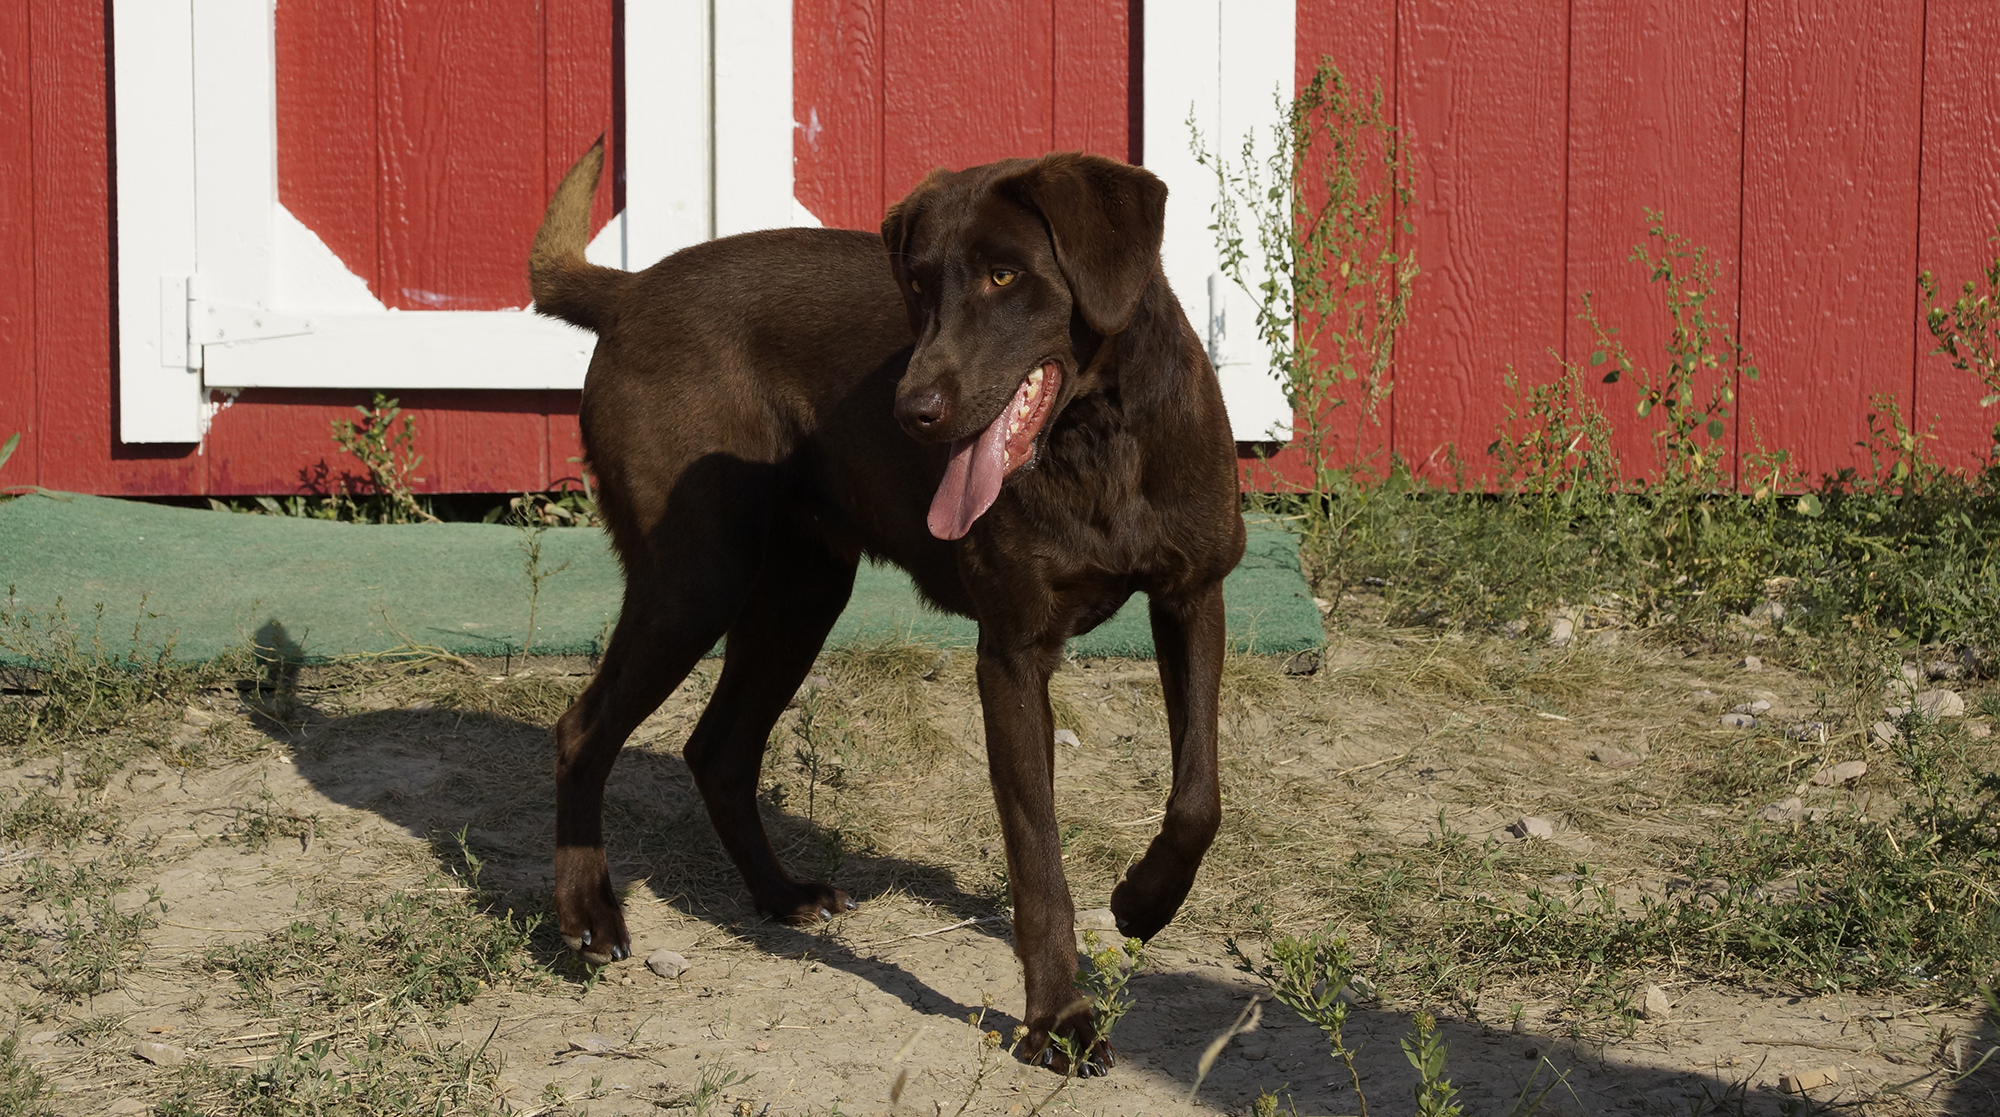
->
[843, 896, 858, 911]
[819, 907, 833, 920]
[610, 944, 628, 961]
[580, 929, 592, 946]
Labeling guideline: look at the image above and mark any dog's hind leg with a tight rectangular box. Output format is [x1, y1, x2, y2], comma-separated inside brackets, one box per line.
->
[683, 516, 859, 923]
[552, 466, 776, 963]
[1109, 582, 1227, 941]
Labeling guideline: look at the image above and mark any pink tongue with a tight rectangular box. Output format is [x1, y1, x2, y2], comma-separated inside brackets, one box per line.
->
[927, 402, 1016, 540]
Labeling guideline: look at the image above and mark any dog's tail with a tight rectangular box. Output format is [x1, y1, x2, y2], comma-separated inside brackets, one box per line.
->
[529, 139, 627, 334]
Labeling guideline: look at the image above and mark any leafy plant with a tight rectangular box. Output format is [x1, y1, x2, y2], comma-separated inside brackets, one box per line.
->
[1196, 56, 1417, 490]
[1921, 223, 2000, 411]
[330, 393, 437, 524]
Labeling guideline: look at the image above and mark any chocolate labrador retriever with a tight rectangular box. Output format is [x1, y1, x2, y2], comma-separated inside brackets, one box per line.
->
[528, 142, 1243, 1071]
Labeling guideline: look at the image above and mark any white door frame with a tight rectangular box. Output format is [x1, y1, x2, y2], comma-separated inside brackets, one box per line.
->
[112, 0, 799, 444]
[1144, 0, 1294, 442]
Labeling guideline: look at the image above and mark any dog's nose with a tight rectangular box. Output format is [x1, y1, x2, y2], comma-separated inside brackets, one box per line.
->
[894, 387, 952, 438]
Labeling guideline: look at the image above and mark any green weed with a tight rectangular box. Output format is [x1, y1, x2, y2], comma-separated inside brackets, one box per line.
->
[157, 1029, 512, 1117]
[0, 1034, 55, 1117]
[329, 393, 437, 524]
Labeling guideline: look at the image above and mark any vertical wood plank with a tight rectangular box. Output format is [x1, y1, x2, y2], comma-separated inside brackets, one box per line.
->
[880, 0, 1053, 207]
[544, 0, 617, 234]
[794, 0, 884, 230]
[1914, 0, 2000, 475]
[276, 0, 379, 295]
[1262, 0, 1398, 485]
[375, 0, 547, 312]
[32, 0, 200, 495]
[1739, 0, 1923, 483]
[0, 0, 36, 488]
[1393, 0, 1570, 483]
[1567, 0, 1746, 482]
[1052, 0, 1127, 159]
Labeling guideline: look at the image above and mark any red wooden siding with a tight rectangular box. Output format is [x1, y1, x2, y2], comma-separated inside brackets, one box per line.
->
[1738, 0, 1925, 483]
[1392, 0, 1571, 484]
[1914, 0, 2000, 477]
[1566, 0, 1745, 481]
[794, 0, 1131, 231]
[6, 2, 2000, 498]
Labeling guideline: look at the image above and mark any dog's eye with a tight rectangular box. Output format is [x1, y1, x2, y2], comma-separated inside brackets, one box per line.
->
[991, 269, 1017, 287]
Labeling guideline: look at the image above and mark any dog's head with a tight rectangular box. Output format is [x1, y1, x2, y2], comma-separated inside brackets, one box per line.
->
[880, 153, 1167, 540]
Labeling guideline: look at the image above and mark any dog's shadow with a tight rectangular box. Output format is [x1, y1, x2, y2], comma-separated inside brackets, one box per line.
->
[250, 690, 2000, 1115]
[257, 683, 996, 1011]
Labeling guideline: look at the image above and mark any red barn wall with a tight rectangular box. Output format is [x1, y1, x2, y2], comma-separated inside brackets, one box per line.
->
[3, 1, 1998, 497]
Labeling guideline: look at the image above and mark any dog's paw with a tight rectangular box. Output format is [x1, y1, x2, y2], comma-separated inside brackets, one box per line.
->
[758, 880, 856, 925]
[1019, 1014, 1113, 1077]
[1108, 879, 1175, 942]
[553, 846, 631, 965]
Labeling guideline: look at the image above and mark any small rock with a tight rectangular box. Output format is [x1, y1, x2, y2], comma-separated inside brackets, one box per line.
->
[133, 1041, 186, 1067]
[1641, 984, 1671, 1020]
[1548, 616, 1575, 647]
[1589, 746, 1642, 770]
[1970, 722, 1993, 740]
[1757, 797, 1804, 823]
[1872, 721, 1901, 746]
[107, 1100, 148, 1115]
[645, 949, 690, 979]
[1075, 907, 1118, 931]
[1884, 705, 1912, 719]
[1901, 663, 1924, 685]
[1731, 699, 1772, 715]
[1779, 1066, 1840, 1094]
[1811, 760, 1867, 786]
[28, 1031, 58, 1046]
[567, 1033, 618, 1053]
[568, 1054, 602, 1066]
[1507, 817, 1555, 841]
[405, 698, 435, 711]
[1504, 618, 1532, 638]
[1738, 655, 1765, 672]
[1282, 649, 1321, 676]
[1720, 713, 1758, 730]
[1745, 600, 1786, 628]
[1784, 721, 1827, 742]
[1238, 1040, 1271, 1061]
[1915, 689, 1966, 718]
[1312, 596, 1333, 617]
[1053, 729, 1081, 748]
[181, 705, 214, 726]
[1927, 658, 1963, 680]
[1691, 688, 1722, 703]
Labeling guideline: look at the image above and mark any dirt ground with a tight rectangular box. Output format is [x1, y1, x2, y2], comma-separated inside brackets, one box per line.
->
[4, 621, 1998, 1116]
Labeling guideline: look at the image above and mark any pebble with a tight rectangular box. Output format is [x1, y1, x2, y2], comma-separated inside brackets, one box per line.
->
[645, 949, 690, 979]
[1872, 720, 1901, 745]
[107, 1100, 148, 1115]
[567, 1033, 618, 1053]
[1811, 760, 1868, 786]
[1312, 596, 1333, 617]
[1507, 816, 1555, 841]
[1738, 655, 1764, 672]
[1745, 600, 1786, 628]
[1915, 689, 1966, 718]
[1074, 907, 1118, 931]
[1548, 616, 1575, 647]
[1779, 1066, 1840, 1094]
[1784, 721, 1827, 742]
[132, 1041, 186, 1067]
[1589, 746, 1642, 770]
[1641, 984, 1672, 1020]
[1282, 649, 1321, 676]
[1731, 699, 1772, 715]
[1053, 729, 1081, 748]
[1927, 658, 1963, 680]
[1720, 713, 1758, 730]
[1757, 797, 1804, 823]
[1238, 1040, 1271, 1061]
[29, 1031, 58, 1046]
[1971, 723, 1993, 740]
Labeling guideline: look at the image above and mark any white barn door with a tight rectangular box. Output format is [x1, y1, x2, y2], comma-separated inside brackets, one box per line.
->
[112, 0, 798, 444]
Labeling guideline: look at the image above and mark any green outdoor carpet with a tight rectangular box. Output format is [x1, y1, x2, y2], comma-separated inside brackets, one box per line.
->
[0, 492, 1322, 664]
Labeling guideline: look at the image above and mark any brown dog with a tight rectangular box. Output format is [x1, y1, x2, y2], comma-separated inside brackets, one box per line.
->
[529, 142, 1243, 1071]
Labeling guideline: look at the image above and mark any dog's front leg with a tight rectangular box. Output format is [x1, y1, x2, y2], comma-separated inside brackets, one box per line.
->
[976, 644, 1102, 1073]
[1110, 581, 1226, 940]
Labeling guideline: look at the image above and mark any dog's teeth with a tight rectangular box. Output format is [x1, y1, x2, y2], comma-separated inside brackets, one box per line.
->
[1028, 367, 1044, 384]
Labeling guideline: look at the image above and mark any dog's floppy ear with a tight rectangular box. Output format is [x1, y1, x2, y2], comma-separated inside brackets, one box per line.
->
[998, 153, 1167, 335]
